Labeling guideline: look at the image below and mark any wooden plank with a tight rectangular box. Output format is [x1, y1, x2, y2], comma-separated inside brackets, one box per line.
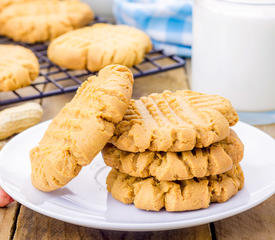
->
[0, 140, 8, 150]
[214, 195, 275, 240]
[132, 57, 188, 98]
[0, 135, 20, 240]
[184, 58, 192, 87]
[133, 67, 188, 99]
[0, 202, 20, 239]
[41, 93, 74, 121]
[13, 206, 65, 240]
[14, 206, 212, 240]
[256, 124, 275, 138]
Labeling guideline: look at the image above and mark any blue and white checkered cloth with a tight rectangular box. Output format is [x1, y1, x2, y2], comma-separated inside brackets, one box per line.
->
[113, 0, 193, 57]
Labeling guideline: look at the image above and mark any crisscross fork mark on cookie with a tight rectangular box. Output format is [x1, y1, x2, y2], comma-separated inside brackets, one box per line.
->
[110, 90, 239, 152]
[107, 164, 244, 211]
[103, 130, 244, 180]
[30, 64, 133, 192]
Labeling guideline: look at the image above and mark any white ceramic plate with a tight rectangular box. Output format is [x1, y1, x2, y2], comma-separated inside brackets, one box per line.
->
[0, 121, 275, 231]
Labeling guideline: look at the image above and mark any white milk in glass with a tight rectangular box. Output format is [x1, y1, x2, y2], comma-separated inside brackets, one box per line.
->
[192, 0, 275, 113]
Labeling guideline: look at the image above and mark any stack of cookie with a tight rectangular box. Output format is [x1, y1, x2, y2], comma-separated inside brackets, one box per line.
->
[103, 90, 244, 211]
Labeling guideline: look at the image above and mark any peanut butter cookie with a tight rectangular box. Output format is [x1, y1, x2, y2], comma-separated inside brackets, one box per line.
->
[0, 0, 93, 43]
[107, 164, 244, 211]
[0, 44, 39, 91]
[103, 130, 244, 180]
[48, 23, 152, 72]
[30, 65, 133, 192]
[110, 90, 239, 152]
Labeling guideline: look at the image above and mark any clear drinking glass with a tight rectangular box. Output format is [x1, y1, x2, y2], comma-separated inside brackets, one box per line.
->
[191, 0, 275, 124]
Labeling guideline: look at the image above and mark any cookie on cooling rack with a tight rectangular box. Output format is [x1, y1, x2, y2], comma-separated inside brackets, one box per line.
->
[0, 44, 39, 91]
[107, 164, 244, 212]
[30, 65, 134, 192]
[47, 23, 152, 72]
[0, 0, 94, 43]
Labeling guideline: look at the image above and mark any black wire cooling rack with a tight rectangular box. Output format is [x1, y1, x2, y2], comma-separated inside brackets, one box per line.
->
[0, 17, 185, 106]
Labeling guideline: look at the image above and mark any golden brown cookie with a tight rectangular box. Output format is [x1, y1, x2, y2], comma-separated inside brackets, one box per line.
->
[47, 23, 152, 72]
[0, 0, 93, 43]
[103, 130, 244, 180]
[30, 64, 134, 192]
[107, 164, 244, 211]
[0, 44, 39, 91]
[0, 0, 37, 11]
[0, 0, 23, 11]
[110, 90, 239, 152]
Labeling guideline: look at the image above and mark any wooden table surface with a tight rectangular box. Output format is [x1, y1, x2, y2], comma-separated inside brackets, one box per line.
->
[1, 59, 275, 240]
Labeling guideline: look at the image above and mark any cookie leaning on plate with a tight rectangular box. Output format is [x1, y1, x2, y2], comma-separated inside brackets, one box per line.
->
[103, 129, 244, 180]
[107, 164, 244, 211]
[0, 0, 93, 43]
[110, 90, 239, 152]
[48, 23, 152, 72]
[30, 65, 133, 192]
[0, 45, 39, 91]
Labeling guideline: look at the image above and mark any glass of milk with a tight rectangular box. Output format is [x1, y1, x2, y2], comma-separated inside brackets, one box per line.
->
[191, 0, 275, 124]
